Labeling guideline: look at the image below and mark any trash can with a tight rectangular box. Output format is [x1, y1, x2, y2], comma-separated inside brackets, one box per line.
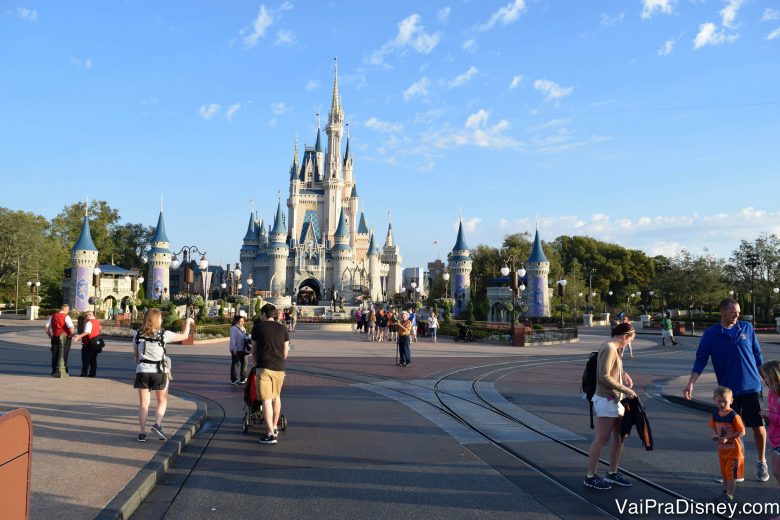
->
[673, 321, 686, 335]
[512, 324, 525, 347]
[0, 408, 32, 520]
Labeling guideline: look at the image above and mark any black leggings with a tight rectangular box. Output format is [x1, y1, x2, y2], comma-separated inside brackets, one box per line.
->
[81, 345, 98, 377]
[230, 351, 248, 382]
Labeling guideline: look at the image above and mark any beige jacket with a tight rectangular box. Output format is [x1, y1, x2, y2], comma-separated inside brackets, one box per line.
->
[594, 341, 631, 400]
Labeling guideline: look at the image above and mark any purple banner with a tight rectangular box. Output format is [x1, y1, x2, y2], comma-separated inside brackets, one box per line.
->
[453, 273, 468, 315]
[153, 267, 166, 300]
[74, 266, 90, 311]
[529, 275, 546, 317]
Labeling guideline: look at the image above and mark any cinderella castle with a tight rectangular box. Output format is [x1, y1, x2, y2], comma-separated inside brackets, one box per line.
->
[237, 64, 403, 305]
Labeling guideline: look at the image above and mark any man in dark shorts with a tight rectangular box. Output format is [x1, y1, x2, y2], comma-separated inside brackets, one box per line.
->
[251, 303, 290, 445]
[684, 298, 768, 481]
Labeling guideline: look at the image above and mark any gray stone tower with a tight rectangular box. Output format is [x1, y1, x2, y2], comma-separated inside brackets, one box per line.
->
[524, 225, 550, 318]
[240, 212, 259, 293]
[70, 210, 99, 312]
[448, 220, 473, 317]
[146, 209, 172, 302]
[268, 199, 288, 296]
[381, 223, 402, 300]
[368, 232, 381, 301]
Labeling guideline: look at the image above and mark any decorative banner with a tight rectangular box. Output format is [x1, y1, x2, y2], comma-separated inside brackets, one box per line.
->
[153, 267, 165, 300]
[74, 266, 90, 311]
[530, 275, 546, 317]
[453, 273, 469, 315]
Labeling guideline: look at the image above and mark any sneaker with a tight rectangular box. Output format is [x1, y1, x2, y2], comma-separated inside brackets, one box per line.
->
[758, 461, 770, 482]
[259, 433, 277, 444]
[137, 433, 147, 442]
[239, 378, 247, 384]
[150, 423, 167, 441]
[231, 380, 239, 385]
[604, 472, 632, 487]
[273, 427, 279, 437]
[583, 475, 611, 490]
[714, 475, 745, 483]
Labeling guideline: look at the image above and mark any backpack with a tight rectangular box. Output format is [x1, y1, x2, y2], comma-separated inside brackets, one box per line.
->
[581, 351, 599, 429]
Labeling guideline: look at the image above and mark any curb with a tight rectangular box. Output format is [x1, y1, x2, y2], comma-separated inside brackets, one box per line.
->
[660, 393, 715, 414]
[95, 397, 209, 520]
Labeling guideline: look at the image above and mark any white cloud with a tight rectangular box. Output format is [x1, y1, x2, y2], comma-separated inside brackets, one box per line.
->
[69, 57, 93, 70]
[479, 0, 526, 31]
[242, 5, 273, 48]
[365, 117, 403, 133]
[270, 101, 287, 115]
[720, 0, 743, 28]
[403, 77, 430, 101]
[226, 103, 241, 122]
[454, 109, 519, 150]
[438, 7, 451, 23]
[533, 79, 574, 101]
[693, 22, 737, 48]
[275, 29, 295, 46]
[641, 0, 674, 19]
[763, 8, 780, 22]
[367, 14, 441, 65]
[508, 75, 524, 89]
[16, 7, 37, 21]
[448, 66, 477, 88]
[199, 103, 221, 119]
[305, 80, 320, 90]
[462, 39, 477, 52]
[658, 39, 675, 56]
[600, 12, 624, 26]
[460, 217, 482, 233]
[768, 27, 780, 41]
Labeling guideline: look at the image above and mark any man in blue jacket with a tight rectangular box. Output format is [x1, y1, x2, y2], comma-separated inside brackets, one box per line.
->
[683, 298, 768, 482]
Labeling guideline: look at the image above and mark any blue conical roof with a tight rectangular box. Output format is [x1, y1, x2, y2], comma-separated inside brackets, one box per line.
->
[344, 137, 351, 164]
[150, 211, 169, 244]
[72, 215, 97, 252]
[334, 208, 349, 238]
[357, 212, 369, 234]
[528, 228, 549, 263]
[270, 200, 286, 236]
[350, 184, 358, 198]
[243, 213, 257, 241]
[368, 232, 378, 256]
[315, 128, 322, 153]
[452, 220, 469, 252]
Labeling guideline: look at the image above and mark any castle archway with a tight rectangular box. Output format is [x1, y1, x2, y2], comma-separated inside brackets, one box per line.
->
[297, 278, 322, 305]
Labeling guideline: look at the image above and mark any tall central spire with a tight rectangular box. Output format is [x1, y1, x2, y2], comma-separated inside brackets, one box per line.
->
[329, 58, 342, 124]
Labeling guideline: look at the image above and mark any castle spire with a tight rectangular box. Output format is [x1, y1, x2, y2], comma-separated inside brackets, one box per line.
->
[452, 219, 469, 252]
[329, 58, 342, 123]
[315, 123, 322, 153]
[527, 225, 549, 263]
[72, 213, 97, 252]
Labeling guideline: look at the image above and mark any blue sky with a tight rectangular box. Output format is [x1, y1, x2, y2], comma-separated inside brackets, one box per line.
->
[2, 0, 779, 270]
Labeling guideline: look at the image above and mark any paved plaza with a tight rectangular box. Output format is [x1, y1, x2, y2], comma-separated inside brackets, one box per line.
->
[2, 322, 779, 519]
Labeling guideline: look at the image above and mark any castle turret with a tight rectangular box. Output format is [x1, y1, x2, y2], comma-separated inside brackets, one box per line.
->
[447, 220, 473, 317]
[146, 209, 172, 302]
[355, 211, 370, 262]
[330, 208, 352, 291]
[368, 232, 382, 301]
[240, 212, 259, 293]
[525, 225, 551, 318]
[381, 222, 402, 300]
[70, 209, 99, 311]
[268, 199, 288, 296]
[326, 60, 344, 181]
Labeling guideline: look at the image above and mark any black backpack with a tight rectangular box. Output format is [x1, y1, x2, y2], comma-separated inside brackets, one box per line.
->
[581, 351, 599, 429]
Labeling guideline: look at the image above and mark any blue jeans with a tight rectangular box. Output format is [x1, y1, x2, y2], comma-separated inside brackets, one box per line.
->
[398, 335, 411, 364]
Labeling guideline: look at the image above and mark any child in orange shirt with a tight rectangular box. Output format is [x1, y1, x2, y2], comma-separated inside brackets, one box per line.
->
[710, 386, 745, 503]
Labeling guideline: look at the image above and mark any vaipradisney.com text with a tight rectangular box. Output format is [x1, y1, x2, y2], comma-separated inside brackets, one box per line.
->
[615, 498, 779, 517]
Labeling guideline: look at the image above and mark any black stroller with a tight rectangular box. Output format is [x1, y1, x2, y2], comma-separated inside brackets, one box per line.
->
[454, 322, 474, 342]
[242, 367, 287, 434]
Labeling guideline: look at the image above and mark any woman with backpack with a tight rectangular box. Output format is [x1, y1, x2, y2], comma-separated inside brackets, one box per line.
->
[132, 309, 193, 442]
[584, 321, 637, 490]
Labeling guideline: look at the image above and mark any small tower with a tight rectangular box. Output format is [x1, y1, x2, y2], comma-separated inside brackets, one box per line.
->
[70, 207, 99, 312]
[355, 211, 370, 262]
[447, 220, 473, 317]
[330, 208, 352, 291]
[288, 139, 300, 242]
[240, 212, 259, 292]
[268, 198, 288, 296]
[367, 231, 382, 301]
[146, 207, 172, 302]
[381, 222, 402, 300]
[525, 225, 551, 318]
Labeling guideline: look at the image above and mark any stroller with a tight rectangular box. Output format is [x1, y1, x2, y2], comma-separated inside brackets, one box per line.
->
[454, 322, 474, 342]
[242, 367, 287, 434]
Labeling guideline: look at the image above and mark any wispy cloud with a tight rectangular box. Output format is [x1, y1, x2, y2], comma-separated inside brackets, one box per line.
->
[479, 0, 526, 31]
[366, 14, 441, 65]
[508, 75, 524, 89]
[693, 22, 737, 48]
[533, 79, 574, 101]
[365, 117, 403, 133]
[241, 5, 273, 48]
[600, 12, 624, 26]
[767, 27, 780, 41]
[448, 66, 477, 88]
[270, 101, 287, 115]
[403, 77, 430, 101]
[275, 29, 296, 46]
[641, 0, 674, 19]
[199, 103, 221, 120]
[69, 57, 93, 70]
[455, 217, 482, 233]
[719, 0, 743, 29]
[226, 103, 241, 122]
[763, 8, 780, 22]
[438, 7, 451, 23]
[16, 7, 38, 21]
[462, 39, 477, 52]
[658, 39, 675, 56]
[305, 80, 320, 90]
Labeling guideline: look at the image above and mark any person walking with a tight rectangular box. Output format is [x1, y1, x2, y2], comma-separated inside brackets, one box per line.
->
[366, 309, 376, 342]
[683, 298, 769, 482]
[388, 311, 398, 343]
[229, 315, 249, 385]
[427, 312, 439, 343]
[709, 386, 745, 505]
[760, 361, 780, 494]
[251, 303, 290, 445]
[397, 311, 413, 366]
[44, 303, 75, 375]
[73, 310, 102, 377]
[133, 309, 193, 442]
[660, 313, 679, 346]
[584, 322, 637, 490]
[355, 308, 363, 334]
[409, 309, 418, 342]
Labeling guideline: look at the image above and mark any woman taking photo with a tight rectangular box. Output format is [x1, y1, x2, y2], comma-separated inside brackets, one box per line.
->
[133, 309, 193, 442]
[229, 314, 250, 385]
[584, 321, 637, 489]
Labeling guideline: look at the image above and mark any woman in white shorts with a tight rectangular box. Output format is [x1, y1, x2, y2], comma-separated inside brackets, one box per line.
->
[584, 322, 637, 490]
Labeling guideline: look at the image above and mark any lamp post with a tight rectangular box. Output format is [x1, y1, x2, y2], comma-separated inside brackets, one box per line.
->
[745, 252, 760, 323]
[606, 290, 612, 313]
[557, 278, 567, 328]
[442, 271, 450, 299]
[411, 282, 417, 304]
[626, 292, 635, 316]
[26, 278, 41, 319]
[247, 276, 254, 321]
[171, 246, 209, 318]
[92, 266, 102, 315]
[123, 269, 144, 318]
[649, 290, 655, 315]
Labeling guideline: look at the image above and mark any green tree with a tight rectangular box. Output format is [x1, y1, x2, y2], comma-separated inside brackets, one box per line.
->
[51, 201, 120, 263]
[111, 223, 153, 268]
